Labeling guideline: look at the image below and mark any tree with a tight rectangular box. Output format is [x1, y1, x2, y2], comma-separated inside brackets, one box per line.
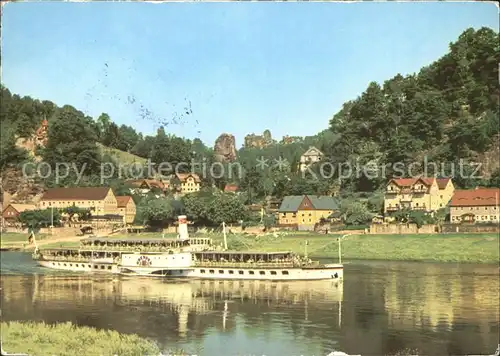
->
[341, 201, 373, 226]
[488, 169, 500, 188]
[43, 106, 101, 175]
[61, 206, 93, 225]
[142, 197, 176, 228]
[18, 209, 61, 232]
[240, 166, 264, 204]
[182, 190, 213, 225]
[206, 193, 246, 225]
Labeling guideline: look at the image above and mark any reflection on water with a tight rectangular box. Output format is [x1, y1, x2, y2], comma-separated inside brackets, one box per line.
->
[0, 252, 499, 356]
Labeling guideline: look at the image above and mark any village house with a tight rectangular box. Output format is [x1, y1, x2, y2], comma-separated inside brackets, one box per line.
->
[173, 173, 201, 194]
[1, 203, 37, 227]
[126, 179, 169, 195]
[277, 195, 339, 231]
[116, 196, 137, 225]
[384, 177, 455, 214]
[299, 146, 324, 172]
[39, 187, 119, 216]
[449, 187, 500, 223]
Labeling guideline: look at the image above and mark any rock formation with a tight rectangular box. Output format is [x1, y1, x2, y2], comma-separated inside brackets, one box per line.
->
[244, 130, 274, 148]
[213, 133, 237, 162]
[281, 135, 302, 145]
[14, 119, 48, 161]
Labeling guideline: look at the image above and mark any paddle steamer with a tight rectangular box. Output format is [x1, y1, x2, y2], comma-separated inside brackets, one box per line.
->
[32, 216, 344, 280]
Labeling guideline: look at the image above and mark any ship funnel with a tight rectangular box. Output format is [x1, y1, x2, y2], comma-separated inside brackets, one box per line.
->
[177, 215, 189, 240]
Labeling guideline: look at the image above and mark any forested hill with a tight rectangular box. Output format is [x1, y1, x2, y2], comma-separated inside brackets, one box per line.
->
[324, 27, 499, 190]
[1, 27, 499, 198]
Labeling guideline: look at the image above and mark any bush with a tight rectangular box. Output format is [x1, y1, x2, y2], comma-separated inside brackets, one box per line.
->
[0, 321, 161, 356]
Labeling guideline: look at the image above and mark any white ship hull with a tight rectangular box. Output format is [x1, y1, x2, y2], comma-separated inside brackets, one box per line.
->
[36, 259, 343, 280]
[38, 260, 120, 274]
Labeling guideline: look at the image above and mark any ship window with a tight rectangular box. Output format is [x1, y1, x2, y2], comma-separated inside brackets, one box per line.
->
[101, 266, 105, 269]
[249, 271, 255, 275]
[259, 271, 265, 275]
[94, 265, 98, 269]
[69, 264, 73, 267]
[200, 269, 205, 273]
[64, 264, 67, 266]
[52, 263, 55, 266]
[209, 270, 215, 274]
[108, 266, 112, 270]
[219, 270, 224, 274]
[75, 264, 78, 267]
[271, 271, 277, 275]
[229, 270, 234, 274]
[88, 265, 91, 268]
[282, 271, 289, 275]
[238, 270, 244, 275]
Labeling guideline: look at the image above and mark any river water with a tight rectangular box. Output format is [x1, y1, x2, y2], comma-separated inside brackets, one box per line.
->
[0, 252, 498, 356]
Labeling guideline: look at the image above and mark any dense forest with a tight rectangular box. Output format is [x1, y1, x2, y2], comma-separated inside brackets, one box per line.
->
[1, 27, 499, 207]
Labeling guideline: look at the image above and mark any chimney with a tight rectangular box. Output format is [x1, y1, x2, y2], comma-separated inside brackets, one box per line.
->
[177, 215, 189, 240]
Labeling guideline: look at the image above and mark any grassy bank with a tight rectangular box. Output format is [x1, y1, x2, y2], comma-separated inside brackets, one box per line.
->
[215, 232, 500, 264]
[0, 232, 48, 250]
[0, 321, 163, 356]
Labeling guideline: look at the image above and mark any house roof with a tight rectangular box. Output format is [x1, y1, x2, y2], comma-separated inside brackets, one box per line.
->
[126, 179, 167, 190]
[224, 184, 238, 192]
[436, 178, 451, 189]
[41, 187, 111, 201]
[175, 173, 201, 183]
[301, 146, 324, 157]
[388, 177, 451, 190]
[3, 203, 37, 214]
[116, 196, 133, 208]
[450, 188, 500, 207]
[278, 195, 339, 212]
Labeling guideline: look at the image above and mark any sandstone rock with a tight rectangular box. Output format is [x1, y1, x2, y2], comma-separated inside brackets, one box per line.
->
[214, 133, 237, 162]
[244, 129, 274, 148]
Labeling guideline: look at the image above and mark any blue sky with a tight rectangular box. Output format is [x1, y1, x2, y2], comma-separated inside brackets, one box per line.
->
[2, 2, 498, 148]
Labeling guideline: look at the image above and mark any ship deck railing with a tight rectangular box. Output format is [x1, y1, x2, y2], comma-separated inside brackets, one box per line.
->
[41, 245, 214, 253]
[194, 260, 320, 268]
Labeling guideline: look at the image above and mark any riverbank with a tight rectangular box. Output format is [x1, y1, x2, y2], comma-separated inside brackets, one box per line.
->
[216, 232, 500, 264]
[0, 321, 166, 355]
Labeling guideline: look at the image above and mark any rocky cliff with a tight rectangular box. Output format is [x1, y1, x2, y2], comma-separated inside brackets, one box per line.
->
[244, 129, 274, 148]
[213, 133, 237, 162]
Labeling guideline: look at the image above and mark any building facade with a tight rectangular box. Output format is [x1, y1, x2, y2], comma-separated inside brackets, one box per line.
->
[299, 146, 324, 172]
[277, 195, 339, 230]
[174, 173, 201, 194]
[39, 187, 118, 215]
[116, 196, 137, 225]
[384, 177, 454, 214]
[449, 187, 500, 223]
